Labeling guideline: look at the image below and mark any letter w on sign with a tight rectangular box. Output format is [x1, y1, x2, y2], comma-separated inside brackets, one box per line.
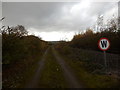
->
[98, 38, 110, 51]
[101, 40, 107, 48]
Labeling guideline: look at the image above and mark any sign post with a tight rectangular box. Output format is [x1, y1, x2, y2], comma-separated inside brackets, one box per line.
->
[103, 51, 107, 69]
[98, 38, 110, 73]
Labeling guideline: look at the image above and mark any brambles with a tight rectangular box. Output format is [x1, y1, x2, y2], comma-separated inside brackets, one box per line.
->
[2, 25, 48, 88]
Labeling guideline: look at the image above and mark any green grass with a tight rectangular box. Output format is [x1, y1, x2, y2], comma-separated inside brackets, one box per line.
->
[66, 59, 119, 88]
[56, 47, 120, 88]
[38, 47, 68, 88]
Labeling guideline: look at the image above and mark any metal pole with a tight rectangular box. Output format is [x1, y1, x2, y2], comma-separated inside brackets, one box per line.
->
[104, 51, 107, 73]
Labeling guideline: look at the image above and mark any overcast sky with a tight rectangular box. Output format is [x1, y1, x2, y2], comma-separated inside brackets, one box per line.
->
[2, 1, 118, 41]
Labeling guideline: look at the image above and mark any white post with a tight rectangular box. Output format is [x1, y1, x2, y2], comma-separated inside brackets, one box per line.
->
[104, 51, 107, 73]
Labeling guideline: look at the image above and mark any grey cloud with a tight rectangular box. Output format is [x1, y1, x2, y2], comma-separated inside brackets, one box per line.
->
[2, 2, 117, 33]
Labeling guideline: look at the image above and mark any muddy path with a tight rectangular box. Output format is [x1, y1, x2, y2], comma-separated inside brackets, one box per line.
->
[25, 46, 82, 88]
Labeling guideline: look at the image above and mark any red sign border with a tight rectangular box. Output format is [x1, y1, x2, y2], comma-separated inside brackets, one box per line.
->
[98, 38, 110, 51]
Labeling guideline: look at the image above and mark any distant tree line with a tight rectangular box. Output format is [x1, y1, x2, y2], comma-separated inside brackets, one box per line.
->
[70, 18, 120, 54]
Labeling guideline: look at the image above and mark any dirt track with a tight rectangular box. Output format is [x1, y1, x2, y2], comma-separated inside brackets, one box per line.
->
[25, 46, 82, 88]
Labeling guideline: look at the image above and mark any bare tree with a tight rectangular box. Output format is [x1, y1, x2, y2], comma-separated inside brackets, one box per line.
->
[97, 15, 104, 32]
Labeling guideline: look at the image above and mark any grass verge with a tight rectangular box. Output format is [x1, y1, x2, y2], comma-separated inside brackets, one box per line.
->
[19, 54, 42, 88]
[56, 47, 120, 88]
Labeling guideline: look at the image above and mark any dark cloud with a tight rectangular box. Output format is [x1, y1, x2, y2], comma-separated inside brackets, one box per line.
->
[2, 2, 117, 40]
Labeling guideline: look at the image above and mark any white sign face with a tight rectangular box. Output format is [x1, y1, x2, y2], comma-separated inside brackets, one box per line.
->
[98, 38, 110, 51]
